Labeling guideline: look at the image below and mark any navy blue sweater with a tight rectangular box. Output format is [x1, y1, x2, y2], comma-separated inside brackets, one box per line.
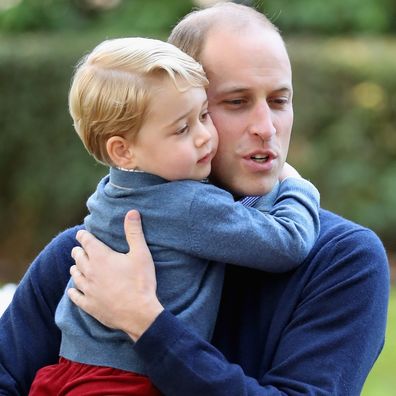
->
[0, 210, 390, 395]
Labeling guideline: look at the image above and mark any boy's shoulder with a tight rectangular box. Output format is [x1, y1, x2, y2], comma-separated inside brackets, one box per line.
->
[168, 179, 233, 200]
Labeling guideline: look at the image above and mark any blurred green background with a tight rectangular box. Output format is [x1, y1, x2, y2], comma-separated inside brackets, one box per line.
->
[0, 0, 394, 394]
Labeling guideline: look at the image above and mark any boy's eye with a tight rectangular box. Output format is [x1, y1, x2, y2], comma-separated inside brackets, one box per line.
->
[200, 110, 210, 122]
[176, 124, 189, 135]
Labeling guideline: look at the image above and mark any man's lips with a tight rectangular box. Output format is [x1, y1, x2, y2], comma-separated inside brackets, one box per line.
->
[240, 149, 278, 172]
[244, 149, 277, 163]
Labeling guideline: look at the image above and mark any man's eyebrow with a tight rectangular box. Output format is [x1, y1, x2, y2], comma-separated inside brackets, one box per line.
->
[219, 87, 249, 95]
[273, 87, 293, 95]
[219, 86, 292, 95]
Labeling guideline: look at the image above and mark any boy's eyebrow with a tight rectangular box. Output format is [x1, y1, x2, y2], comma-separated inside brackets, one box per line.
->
[167, 99, 208, 127]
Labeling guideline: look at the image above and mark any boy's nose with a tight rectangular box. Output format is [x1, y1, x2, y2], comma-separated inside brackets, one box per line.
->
[195, 125, 212, 147]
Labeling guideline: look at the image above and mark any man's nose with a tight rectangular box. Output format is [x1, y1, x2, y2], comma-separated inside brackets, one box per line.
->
[248, 101, 276, 139]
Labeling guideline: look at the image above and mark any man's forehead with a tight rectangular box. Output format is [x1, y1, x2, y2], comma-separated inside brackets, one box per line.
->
[202, 27, 288, 68]
[206, 22, 282, 47]
[202, 44, 291, 94]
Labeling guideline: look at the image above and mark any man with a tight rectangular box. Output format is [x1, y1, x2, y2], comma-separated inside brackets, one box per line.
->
[0, 3, 390, 395]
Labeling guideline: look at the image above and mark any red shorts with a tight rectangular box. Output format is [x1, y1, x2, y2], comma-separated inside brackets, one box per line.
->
[29, 358, 162, 396]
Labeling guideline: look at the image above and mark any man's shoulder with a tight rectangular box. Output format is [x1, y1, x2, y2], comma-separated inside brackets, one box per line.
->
[39, 224, 84, 259]
[318, 208, 381, 243]
[309, 209, 388, 275]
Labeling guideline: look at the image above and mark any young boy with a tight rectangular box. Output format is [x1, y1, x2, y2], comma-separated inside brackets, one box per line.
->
[29, 37, 320, 395]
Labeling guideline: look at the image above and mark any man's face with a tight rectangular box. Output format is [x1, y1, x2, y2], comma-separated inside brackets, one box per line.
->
[200, 26, 293, 197]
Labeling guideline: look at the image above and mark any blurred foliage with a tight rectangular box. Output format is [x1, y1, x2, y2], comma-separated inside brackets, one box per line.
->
[1, 0, 396, 35]
[286, 37, 396, 251]
[0, 0, 395, 283]
[256, 0, 396, 34]
[1, 34, 395, 282]
[362, 287, 396, 395]
[0, 0, 194, 35]
[0, 34, 106, 281]
[0, 0, 92, 32]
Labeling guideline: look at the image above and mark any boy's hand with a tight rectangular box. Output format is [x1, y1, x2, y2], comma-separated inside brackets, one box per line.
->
[68, 210, 164, 342]
[279, 162, 302, 181]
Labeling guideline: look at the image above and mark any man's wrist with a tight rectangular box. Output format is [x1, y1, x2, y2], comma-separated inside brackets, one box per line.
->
[126, 301, 164, 342]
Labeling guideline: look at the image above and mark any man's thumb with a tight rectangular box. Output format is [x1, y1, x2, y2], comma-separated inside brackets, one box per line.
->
[124, 210, 145, 254]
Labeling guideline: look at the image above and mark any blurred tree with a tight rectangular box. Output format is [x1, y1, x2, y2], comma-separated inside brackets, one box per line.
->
[0, 0, 194, 34]
[0, 0, 394, 283]
[254, 0, 396, 34]
[94, 0, 194, 36]
[0, 0, 92, 32]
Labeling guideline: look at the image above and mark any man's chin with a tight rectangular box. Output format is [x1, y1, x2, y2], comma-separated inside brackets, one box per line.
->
[209, 173, 278, 197]
[243, 177, 278, 197]
[231, 182, 278, 199]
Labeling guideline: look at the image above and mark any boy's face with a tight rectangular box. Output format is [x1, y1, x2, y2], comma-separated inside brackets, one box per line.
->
[200, 25, 294, 197]
[131, 77, 218, 181]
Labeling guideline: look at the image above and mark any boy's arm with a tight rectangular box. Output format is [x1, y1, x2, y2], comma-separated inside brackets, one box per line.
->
[0, 226, 81, 395]
[182, 177, 320, 272]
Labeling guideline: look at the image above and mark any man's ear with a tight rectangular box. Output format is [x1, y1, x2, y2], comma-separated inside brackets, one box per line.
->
[106, 136, 136, 169]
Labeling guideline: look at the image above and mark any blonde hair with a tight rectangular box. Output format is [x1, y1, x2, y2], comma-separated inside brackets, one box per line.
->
[69, 37, 208, 165]
[168, 2, 280, 62]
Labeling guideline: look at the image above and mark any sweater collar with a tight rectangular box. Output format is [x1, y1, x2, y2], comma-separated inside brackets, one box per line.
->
[109, 167, 168, 188]
[240, 182, 280, 211]
[109, 167, 279, 210]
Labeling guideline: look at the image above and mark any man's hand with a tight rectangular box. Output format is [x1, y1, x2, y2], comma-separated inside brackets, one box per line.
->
[67, 210, 164, 342]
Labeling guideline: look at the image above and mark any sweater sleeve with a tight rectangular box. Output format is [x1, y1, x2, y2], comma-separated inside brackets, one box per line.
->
[187, 177, 320, 272]
[134, 226, 390, 395]
[0, 226, 81, 396]
[259, 228, 390, 395]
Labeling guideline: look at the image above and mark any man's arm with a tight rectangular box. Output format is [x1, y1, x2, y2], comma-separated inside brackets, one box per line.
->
[0, 226, 81, 395]
[69, 211, 390, 395]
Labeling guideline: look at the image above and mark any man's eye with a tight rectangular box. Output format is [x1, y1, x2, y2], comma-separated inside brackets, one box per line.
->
[270, 97, 289, 106]
[225, 99, 245, 105]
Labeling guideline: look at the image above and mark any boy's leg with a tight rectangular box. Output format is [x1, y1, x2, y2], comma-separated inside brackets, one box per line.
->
[29, 358, 162, 396]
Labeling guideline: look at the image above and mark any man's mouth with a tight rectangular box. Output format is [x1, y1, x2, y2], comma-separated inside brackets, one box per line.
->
[250, 155, 269, 163]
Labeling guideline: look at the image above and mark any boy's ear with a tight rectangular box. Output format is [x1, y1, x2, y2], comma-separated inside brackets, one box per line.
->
[106, 136, 136, 168]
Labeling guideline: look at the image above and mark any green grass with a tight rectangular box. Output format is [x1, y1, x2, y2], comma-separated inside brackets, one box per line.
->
[362, 287, 395, 396]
